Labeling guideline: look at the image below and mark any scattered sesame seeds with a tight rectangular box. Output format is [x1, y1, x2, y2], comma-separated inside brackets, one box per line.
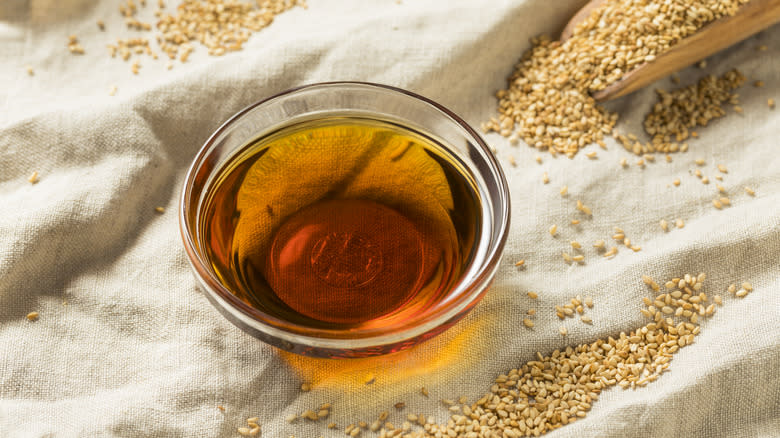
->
[67, 35, 85, 54]
[642, 275, 660, 291]
[26, 312, 39, 321]
[28, 171, 39, 184]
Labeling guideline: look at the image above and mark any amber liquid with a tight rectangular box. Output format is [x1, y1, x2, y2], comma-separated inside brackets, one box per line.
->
[202, 117, 480, 331]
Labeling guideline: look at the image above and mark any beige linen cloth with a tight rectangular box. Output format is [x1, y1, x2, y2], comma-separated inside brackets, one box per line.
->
[1, 0, 778, 436]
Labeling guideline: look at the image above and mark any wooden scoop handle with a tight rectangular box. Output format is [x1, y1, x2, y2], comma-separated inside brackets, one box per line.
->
[559, 0, 780, 102]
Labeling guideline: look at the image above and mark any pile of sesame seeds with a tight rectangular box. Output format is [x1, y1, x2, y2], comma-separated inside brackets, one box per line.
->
[62, 0, 306, 78]
[642, 69, 746, 146]
[260, 272, 754, 438]
[483, 0, 750, 157]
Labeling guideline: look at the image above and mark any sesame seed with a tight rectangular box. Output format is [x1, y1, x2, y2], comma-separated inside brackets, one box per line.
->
[742, 282, 753, 291]
[527, 309, 536, 316]
[675, 219, 684, 228]
[527, 291, 538, 299]
[542, 172, 549, 184]
[26, 312, 39, 321]
[570, 241, 581, 249]
[238, 427, 251, 436]
[695, 159, 705, 166]
[744, 186, 755, 196]
[593, 239, 605, 249]
[300, 382, 311, 392]
[572, 255, 585, 262]
[720, 197, 730, 206]
[735, 289, 748, 298]
[769, 98, 776, 109]
[673, 178, 681, 186]
[560, 185, 568, 196]
[420, 387, 429, 397]
[571, 219, 580, 225]
[712, 199, 722, 209]
[717, 164, 728, 173]
[562, 252, 572, 262]
[660, 219, 669, 231]
[514, 259, 525, 267]
[549, 224, 557, 236]
[559, 326, 567, 336]
[25, 65, 34, 76]
[285, 414, 297, 423]
[523, 318, 534, 328]
[580, 315, 592, 324]
[585, 296, 593, 307]
[28, 171, 39, 184]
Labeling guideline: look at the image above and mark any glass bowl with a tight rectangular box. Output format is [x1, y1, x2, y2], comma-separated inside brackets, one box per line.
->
[179, 82, 510, 358]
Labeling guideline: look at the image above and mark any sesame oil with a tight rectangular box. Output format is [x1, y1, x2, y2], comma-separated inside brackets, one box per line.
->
[202, 117, 480, 329]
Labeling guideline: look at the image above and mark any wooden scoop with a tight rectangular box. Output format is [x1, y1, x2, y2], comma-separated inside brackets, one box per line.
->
[560, 0, 780, 102]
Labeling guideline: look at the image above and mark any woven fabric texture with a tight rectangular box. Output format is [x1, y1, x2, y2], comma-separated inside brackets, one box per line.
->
[1, 0, 778, 436]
